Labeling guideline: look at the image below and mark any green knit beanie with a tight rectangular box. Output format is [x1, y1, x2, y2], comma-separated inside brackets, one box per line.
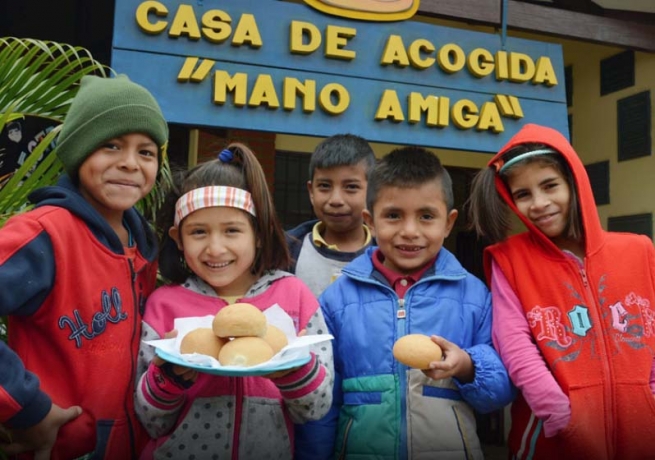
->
[56, 74, 169, 178]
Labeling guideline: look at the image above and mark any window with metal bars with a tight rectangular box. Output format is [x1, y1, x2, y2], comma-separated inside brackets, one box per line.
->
[274, 150, 314, 229]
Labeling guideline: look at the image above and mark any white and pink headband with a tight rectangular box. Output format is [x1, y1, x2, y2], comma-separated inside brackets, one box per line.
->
[174, 186, 256, 227]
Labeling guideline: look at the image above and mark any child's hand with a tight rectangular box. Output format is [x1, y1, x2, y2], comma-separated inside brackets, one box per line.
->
[157, 361, 199, 389]
[0, 403, 82, 460]
[264, 366, 301, 380]
[422, 335, 475, 383]
[152, 329, 198, 390]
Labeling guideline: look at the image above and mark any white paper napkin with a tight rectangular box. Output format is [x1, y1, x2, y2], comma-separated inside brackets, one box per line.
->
[144, 304, 332, 370]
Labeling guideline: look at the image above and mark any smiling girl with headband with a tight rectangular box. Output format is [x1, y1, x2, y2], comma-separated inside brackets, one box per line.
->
[134, 143, 334, 459]
[468, 123, 655, 459]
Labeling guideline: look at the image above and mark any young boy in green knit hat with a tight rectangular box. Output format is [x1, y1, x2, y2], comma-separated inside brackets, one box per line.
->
[0, 74, 168, 459]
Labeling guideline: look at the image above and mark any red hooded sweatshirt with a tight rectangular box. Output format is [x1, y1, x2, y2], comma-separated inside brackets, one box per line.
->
[484, 124, 655, 460]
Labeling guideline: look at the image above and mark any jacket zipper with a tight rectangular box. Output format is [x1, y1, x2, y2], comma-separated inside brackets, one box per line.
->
[579, 264, 614, 458]
[338, 417, 354, 460]
[396, 297, 409, 460]
[232, 377, 243, 460]
[126, 258, 139, 459]
[339, 272, 464, 460]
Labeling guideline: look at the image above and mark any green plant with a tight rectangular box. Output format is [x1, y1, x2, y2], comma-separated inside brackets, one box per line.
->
[0, 36, 174, 458]
[0, 37, 110, 221]
[0, 37, 173, 339]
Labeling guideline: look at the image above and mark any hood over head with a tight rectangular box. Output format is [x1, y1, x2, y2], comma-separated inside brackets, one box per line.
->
[487, 123, 604, 256]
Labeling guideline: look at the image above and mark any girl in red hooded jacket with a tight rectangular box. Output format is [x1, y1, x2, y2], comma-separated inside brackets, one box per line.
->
[468, 123, 655, 460]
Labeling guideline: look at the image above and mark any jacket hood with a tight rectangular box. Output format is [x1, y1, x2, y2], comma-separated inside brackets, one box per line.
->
[487, 123, 604, 256]
[28, 175, 158, 261]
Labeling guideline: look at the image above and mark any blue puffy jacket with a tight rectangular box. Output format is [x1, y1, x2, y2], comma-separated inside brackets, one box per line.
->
[301, 246, 515, 460]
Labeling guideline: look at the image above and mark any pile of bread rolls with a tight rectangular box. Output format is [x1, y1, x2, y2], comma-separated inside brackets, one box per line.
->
[179, 303, 288, 366]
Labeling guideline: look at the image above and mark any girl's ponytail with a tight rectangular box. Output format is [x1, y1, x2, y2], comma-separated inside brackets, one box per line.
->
[223, 143, 291, 274]
[156, 142, 291, 284]
[467, 166, 512, 243]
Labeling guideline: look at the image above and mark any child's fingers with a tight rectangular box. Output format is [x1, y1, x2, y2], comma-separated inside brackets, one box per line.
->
[152, 330, 179, 366]
[163, 329, 178, 339]
[159, 362, 195, 389]
[422, 366, 447, 380]
[265, 366, 301, 380]
[429, 335, 452, 350]
[174, 366, 198, 382]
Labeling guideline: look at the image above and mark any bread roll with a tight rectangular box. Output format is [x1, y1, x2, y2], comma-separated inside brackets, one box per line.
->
[262, 324, 288, 354]
[392, 334, 443, 369]
[218, 337, 275, 367]
[212, 303, 267, 338]
[180, 328, 226, 358]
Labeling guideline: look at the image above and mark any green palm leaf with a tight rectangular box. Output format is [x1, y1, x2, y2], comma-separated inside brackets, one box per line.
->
[0, 38, 174, 345]
[0, 125, 63, 224]
[0, 38, 175, 457]
[0, 36, 173, 223]
[0, 37, 111, 116]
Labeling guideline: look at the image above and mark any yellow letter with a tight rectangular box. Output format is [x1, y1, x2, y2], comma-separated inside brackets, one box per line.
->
[509, 53, 535, 83]
[408, 39, 435, 70]
[375, 90, 404, 122]
[477, 102, 504, 132]
[494, 94, 524, 118]
[325, 25, 356, 60]
[169, 4, 201, 40]
[451, 99, 478, 129]
[290, 21, 321, 55]
[232, 14, 262, 48]
[532, 57, 558, 86]
[201, 9, 231, 43]
[408, 93, 449, 127]
[495, 51, 509, 81]
[468, 48, 495, 78]
[380, 35, 409, 67]
[136, 1, 168, 34]
[178, 57, 215, 82]
[437, 44, 465, 74]
[283, 78, 317, 112]
[319, 83, 349, 115]
[249, 74, 280, 108]
[213, 70, 248, 107]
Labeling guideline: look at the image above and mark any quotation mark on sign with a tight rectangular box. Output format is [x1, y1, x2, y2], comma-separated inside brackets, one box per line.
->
[494, 94, 524, 118]
[178, 57, 216, 83]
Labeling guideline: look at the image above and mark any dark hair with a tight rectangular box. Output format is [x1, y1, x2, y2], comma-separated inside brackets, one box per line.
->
[467, 142, 582, 243]
[366, 146, 453, 212]
[157, 142, 291, 284]
[309, 134, 376, 180]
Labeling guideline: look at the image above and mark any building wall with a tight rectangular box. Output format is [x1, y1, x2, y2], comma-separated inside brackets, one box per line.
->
[505, 32, 655, 234]
[567, 46, 654, 228]
[276, 22, 655, 237]
[7, 1, 653, 235]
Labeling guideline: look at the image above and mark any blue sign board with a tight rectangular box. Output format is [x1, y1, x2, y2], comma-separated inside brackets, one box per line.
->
[112, 0, 568, 152]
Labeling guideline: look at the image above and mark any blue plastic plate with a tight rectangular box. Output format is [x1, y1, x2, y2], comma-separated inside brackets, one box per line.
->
[155, 347, 311, 377]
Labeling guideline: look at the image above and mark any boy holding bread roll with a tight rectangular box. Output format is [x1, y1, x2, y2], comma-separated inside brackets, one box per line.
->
[134, 144, 333, 460]
[313, 147, 515, 459]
